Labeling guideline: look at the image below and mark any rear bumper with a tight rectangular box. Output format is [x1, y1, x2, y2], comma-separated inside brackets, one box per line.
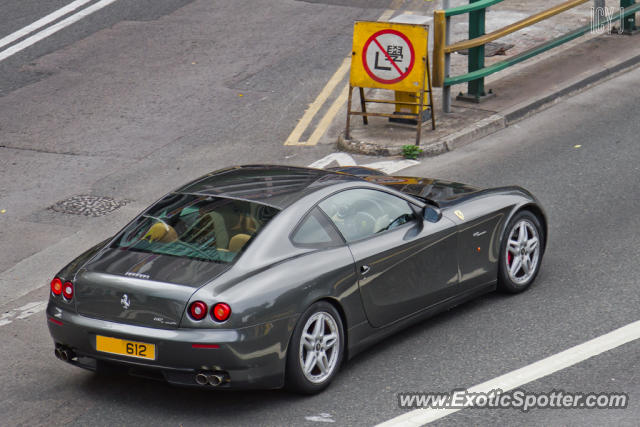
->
[46, 302, 297, 389]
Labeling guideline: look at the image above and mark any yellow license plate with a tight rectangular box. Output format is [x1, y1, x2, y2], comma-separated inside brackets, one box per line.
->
[96, 335, 156, 360]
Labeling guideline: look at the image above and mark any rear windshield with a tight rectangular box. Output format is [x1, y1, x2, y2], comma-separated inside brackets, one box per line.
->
[111, 194, 280, 263]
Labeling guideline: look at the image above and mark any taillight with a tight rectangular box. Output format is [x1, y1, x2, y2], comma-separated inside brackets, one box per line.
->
[51, 278, 63, 296]
[62, 281, 74, 300]
[211, 303, 231, 322]
[189, 301, 208, 321]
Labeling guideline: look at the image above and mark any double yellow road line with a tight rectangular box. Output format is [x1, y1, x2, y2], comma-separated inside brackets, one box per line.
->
[284, 8, 397, 146]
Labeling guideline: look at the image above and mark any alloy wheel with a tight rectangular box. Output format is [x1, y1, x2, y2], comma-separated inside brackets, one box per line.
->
[298, 312, 340, 384]
[505, 219, 541, 285]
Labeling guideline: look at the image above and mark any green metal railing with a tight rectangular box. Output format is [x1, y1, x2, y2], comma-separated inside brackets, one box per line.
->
[432, 0, 640, 112]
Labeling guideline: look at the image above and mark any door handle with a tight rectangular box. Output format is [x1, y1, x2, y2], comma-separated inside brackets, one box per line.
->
[360, 265, 371, 275]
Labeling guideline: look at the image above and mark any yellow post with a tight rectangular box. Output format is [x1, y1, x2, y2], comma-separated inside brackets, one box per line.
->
[394, 91, 420, 116]
[432, 10, 446, 88]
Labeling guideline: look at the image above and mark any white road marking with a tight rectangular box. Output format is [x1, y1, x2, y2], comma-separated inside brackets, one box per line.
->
[15, 301, 45, 312]
[0, 0, 94, 51]
[377, 319, 640, 426]
[284, 9, 397, 146]
[305, 413, 336, 423]
[308, 153, 420, 175]
[0, 0, 120, 62]
[16, 301, 48, 319]
[362, 160, 419, 174]
[308, 153, 356, 169]
[0, 300, 48, 327]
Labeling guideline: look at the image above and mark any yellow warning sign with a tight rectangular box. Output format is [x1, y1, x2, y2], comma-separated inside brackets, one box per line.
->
[350, 21, 428, 92]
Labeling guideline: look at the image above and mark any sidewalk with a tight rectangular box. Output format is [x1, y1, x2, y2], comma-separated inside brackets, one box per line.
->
[338, 3, 640, 156]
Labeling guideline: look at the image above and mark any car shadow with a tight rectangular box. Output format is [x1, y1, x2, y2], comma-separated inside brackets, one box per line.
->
[70, 287, 534, 421]
[76, 371, 310, 417]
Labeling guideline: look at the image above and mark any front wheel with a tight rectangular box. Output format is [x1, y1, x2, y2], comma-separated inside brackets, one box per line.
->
[286, 301, 344, 394]
[498, 210, 545, 293]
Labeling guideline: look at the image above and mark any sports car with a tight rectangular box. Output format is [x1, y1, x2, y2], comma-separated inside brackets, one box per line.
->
[47, 165, 546, 393]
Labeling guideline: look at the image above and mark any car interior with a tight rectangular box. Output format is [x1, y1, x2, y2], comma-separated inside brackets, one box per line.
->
[115, 195, 280, 262]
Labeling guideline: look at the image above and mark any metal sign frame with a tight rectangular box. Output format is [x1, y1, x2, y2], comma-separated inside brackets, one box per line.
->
[346, 21, 435, 146]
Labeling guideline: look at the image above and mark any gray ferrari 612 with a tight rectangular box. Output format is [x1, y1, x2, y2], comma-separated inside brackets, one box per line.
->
[47, 165, 546, 394]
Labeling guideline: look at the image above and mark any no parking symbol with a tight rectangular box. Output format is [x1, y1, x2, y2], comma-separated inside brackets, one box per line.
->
[350, 21, 428, 92]
[362, 29, 415, 85]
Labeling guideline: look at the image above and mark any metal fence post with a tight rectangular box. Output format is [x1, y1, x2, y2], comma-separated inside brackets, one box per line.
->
[467, 0, 486, 100]
[621, 0, 637, 33]
[442, 0, 452, 113]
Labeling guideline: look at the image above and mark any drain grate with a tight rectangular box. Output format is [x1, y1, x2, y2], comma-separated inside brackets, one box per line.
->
[49, 195, 128, 217]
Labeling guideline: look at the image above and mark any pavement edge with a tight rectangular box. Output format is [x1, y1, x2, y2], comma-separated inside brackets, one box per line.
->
[338, 51, 640, 158]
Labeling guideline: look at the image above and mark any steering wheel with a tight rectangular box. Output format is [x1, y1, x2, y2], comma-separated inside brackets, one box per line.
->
[353, 198, 384, 217]
[350, 211, 377, 239]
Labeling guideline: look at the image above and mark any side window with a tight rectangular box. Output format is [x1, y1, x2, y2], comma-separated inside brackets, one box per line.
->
[291, 207, 343, 247]
[318, 189, 416, 242]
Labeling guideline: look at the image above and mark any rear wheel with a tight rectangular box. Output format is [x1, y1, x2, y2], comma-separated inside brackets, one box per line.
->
[498, 210, 545, 293]
[286, 301, 344, 394]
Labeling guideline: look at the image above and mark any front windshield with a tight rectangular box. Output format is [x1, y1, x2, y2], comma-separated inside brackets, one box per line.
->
[112, 194, 280, 263]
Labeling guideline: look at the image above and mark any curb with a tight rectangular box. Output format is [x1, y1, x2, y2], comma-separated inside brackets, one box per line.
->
[338, 51, 640, 158]
[337, 133, 407, 157]
[503, 51, 640, 125]
[441, 114, 505, 152]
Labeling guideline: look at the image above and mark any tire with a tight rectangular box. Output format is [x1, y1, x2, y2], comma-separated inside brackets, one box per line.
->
[286, 301, 344, 394]
[498, 210, 545, 293]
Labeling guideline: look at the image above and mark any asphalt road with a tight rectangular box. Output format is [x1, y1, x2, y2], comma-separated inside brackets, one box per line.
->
[0, 1, 639, 426]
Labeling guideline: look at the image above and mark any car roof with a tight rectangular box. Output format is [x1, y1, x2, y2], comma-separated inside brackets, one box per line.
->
[175, 165, 362, 209]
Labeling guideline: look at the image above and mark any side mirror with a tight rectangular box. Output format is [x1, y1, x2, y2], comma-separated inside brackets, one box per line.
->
[423, 205, 442, 223]
[409, 203, 441, 224]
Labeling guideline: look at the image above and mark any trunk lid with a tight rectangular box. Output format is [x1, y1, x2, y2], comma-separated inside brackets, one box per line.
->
[74, 248, 229, 329]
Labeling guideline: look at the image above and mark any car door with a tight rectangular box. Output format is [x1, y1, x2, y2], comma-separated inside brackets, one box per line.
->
[318, 188, 459, 328]
[444, 200, 507, 291]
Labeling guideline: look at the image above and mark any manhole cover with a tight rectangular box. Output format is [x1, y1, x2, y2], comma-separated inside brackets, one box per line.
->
[49, 195, 128, 217]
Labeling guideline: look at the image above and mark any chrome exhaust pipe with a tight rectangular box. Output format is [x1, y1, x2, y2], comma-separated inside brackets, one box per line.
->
[55, 346, 75, 362]
[207, 374, 223, 386]
[195, 373, 209, 385]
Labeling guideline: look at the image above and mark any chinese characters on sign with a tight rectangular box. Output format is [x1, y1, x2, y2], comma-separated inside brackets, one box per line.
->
[374, 45, 404, 71]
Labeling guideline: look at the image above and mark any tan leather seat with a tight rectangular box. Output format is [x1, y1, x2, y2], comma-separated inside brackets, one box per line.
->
[228, 234, 251, 252]
[230, 214, 258, 235]
[183, 212, 229, 249]
[143, 222, 178, 243]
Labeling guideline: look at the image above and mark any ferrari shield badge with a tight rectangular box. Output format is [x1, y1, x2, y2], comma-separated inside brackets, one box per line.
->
[454, 210, 465, 221]
[121, 294, 131, 310]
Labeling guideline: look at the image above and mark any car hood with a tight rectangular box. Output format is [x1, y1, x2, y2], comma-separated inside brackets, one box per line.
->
[364, 175, 481, 206]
